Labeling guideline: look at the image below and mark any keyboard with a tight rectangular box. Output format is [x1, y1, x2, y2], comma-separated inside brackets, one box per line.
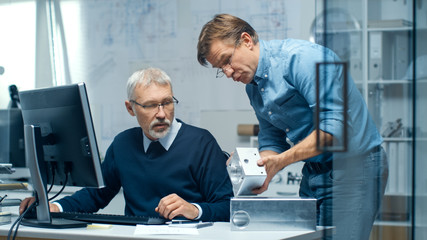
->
[50, 212, 167, 225]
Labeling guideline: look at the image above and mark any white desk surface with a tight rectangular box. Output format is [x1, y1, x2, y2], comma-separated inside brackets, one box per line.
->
[0, 218, 333, 240]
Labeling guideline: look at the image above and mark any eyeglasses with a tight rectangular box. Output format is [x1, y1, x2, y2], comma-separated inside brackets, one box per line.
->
[130, 96, 179, 112]
[216, 45, 237, 78]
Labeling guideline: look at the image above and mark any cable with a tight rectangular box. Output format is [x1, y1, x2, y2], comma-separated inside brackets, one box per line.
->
[9, 161, 71, 239]
[49, 162, 71, 201]
[48, 172, 68, 201]
[8, 174, 67, 240]
[7, 200, 37, 240]
[46, 162, 57, 194]
[7, 163, 68, 239]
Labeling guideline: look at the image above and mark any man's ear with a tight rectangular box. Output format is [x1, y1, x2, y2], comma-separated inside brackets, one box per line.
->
[240, 32, 253, 49]
[125, 101, 136, 116]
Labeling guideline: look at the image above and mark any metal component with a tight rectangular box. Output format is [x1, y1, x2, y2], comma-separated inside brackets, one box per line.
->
[230, 197, 317, 231]
[227, 148, 266, 196]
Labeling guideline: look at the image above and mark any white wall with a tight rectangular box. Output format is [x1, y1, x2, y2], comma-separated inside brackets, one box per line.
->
[0, 0, 317, 154]
[200, 110, 258, 154]
[57, 0, 316, 155]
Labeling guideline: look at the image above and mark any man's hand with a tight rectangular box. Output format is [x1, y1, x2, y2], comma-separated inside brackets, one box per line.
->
[19, 197, 36, 215]
[225, 151, 234, 166]
[155, 193, 199, 220]
[252, 130, 334, 195]
[19, 197, 60, 215]
[252, 153, 289, 195]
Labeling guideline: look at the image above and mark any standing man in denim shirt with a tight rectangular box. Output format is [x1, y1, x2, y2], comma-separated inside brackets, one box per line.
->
[197, 14, 388, 240]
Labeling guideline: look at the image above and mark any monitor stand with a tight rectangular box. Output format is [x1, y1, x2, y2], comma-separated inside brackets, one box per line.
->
[21, 125, 86, 229]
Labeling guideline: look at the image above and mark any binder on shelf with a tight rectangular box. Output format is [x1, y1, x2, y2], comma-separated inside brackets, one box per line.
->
[394, 32, 411, 80]
[369, 32, 383, 80]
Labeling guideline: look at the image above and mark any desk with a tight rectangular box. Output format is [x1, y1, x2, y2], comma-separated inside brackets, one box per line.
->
[0, 217, 333, 240]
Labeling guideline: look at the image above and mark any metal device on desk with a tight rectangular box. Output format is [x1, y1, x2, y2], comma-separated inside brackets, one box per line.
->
[227, 148, 316, 231]
[231, 197, 316, 231]
[227, 148, 266, 196]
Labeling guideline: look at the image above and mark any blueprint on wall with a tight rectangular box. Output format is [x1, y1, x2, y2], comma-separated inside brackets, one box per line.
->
[60, 0, 302, 153]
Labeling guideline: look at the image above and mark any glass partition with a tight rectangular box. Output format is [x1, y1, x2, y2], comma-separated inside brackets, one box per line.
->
[414, 0, 427, 239]
[316, 0, 427, 239]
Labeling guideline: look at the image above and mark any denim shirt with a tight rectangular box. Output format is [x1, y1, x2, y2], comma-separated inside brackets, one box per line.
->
[246, 39, 382, 162]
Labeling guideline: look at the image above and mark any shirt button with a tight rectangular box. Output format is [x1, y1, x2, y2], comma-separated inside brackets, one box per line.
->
[286, 128, 290, 132]
[261, 88, 264, 92]
[265, 74, 268, 78]
[268, 111, 272, 115]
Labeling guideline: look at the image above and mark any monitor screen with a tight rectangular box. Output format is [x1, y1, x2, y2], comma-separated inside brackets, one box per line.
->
[19, 82, 104, 228]
[0, 109, 26, 168]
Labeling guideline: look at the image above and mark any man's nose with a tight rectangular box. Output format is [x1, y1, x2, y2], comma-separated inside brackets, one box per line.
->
[224, 67, 234, 78]
[155, 105, 166, 118]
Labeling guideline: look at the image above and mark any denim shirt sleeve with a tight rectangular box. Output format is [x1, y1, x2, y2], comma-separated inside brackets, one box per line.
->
[291, 44, 347, 146]
[248, 39, 347, 153]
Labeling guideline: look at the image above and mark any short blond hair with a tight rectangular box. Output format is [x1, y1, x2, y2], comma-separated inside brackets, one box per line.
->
[197, 14, 258, 66]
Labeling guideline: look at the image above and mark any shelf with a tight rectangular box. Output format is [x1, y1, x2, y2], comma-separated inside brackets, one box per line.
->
[374, 220, 411, 227]
[383, 137, 427, 142]
[313, 29, 361, 34]
[383, 192, 412, 197]
[383, 137, 412, 142]
[368, 27, 412, 32]
[367, 80, 413, 84]
[314, 25, 413, 34]
[354, 79, 427, 85]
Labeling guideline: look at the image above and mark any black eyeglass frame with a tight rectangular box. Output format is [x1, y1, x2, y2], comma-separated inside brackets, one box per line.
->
[215, 44, 238, 78]
[130, 96, 179, 111]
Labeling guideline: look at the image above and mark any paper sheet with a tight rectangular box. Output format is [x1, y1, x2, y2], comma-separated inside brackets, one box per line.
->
[134, 225, 199, 235]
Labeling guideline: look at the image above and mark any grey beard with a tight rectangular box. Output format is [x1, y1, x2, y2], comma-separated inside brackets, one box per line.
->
[149, 119, 171, 139]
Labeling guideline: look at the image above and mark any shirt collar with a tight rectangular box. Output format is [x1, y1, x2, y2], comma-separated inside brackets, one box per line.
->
[253, 39, 269, 85]
[143, 118, 182, 153]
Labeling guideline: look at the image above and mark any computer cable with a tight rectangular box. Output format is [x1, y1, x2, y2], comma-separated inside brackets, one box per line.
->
[7, 200, 36, 240]
[48, 172, 68, 201]
[46, 162, 57, 194]
[7, 164, 68, 239]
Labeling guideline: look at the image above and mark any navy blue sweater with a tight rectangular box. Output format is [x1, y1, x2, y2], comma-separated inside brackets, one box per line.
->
[57, 120, 233, 222]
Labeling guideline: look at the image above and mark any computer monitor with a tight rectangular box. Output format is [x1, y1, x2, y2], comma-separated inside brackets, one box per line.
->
[0, 109, 26, 168]
[19, 82, 105, 228]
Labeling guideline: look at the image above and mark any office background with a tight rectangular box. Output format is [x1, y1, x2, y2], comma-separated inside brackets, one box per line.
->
[0, 0, 314, 155]
[0, 1, 426, 239]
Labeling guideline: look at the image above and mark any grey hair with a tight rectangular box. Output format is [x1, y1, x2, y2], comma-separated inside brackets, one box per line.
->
[126, 67, 172, 100]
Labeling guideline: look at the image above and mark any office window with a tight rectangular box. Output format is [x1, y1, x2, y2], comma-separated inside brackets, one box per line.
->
[0, 0, 36, 108]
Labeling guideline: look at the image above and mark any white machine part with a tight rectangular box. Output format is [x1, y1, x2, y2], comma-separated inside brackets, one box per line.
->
[227, 148, 267, 196]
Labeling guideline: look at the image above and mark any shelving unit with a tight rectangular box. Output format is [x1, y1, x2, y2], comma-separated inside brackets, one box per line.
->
[312, 0, 423, 239]
[365, 3, 414, 240]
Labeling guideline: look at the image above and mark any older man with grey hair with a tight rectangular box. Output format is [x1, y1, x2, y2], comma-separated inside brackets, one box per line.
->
[20, 67, 233, 222]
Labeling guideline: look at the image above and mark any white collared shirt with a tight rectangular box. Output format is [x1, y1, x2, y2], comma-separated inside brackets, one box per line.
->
[143, 118, 182, 152]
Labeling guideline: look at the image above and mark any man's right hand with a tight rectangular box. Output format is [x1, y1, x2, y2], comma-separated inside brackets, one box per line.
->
[19, 197, 60, 215]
